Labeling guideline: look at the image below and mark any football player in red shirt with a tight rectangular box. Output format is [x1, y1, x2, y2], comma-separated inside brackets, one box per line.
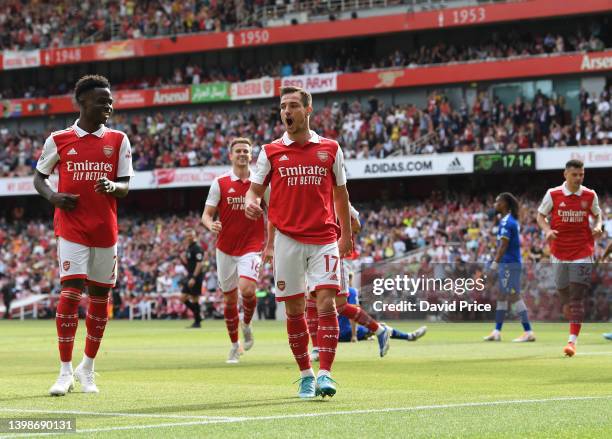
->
[34, 75, 133, 395]
[202, 137, 266, 363]
[537, 160, 603, 356]
[246, 86, 352, 398]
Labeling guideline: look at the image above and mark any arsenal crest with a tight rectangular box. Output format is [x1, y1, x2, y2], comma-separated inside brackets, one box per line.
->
[277, 280, 286, 291]
[581, 201, 588, 209]
[316, 151, 328, 162]
[63, 261, 71, 271]
[103, 145, 113, 157]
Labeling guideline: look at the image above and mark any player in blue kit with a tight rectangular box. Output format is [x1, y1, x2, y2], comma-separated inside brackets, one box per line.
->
[484, 192, 535, 342]
[339, 273, 427, 343]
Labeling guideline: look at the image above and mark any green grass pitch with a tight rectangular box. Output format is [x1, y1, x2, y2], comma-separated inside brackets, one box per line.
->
[0, 320, 611, 438]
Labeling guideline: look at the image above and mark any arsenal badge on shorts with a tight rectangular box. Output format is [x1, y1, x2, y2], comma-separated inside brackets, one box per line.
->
[103, 145, 113, 157]
[63, 261, 71, 271]
[277, 280, 286, 291]
[316, 151, 328, 162]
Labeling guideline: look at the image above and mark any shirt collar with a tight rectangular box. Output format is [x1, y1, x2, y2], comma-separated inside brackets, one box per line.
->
[73, 119, 106, 138]
[562, 182, 583, 196]
[230, 168, 252, 181]
[281, 130, 320, 146]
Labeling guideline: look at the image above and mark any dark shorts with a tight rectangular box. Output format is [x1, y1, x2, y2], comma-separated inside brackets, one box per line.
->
[182, 278, 203, 296]
[498, 263, 521, 295]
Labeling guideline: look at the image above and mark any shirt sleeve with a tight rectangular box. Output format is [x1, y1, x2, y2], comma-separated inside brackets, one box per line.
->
[251, 146, 271, 185]
[205, 178, 221, 207]
[591, 191, 601, 216]
[333, 144, 347, 186]
[35, 135, 59, 176]
[117, 134, 134, 178]
[499, 219, 511, 241]
[349, 204, 359, 221]
[537, 189, 553, 216]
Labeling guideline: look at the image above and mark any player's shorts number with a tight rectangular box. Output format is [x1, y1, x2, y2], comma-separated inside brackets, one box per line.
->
[324, 254, 339, 273]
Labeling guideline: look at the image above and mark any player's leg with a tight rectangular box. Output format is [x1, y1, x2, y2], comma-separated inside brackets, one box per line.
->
[274, 231, 314, 398]
[560, 259, 591, 357]
[335, 294, 390, 357]
[73, 244, 117, 393]
[306, 292, 319, 361]
[217, 249, 241, 362]
[510, 294, 535, 342]
[49, 238, 89, 396]
[485, 266, 509, 341]
[389, 325, 428, 341]
[236, 253, 261, 351]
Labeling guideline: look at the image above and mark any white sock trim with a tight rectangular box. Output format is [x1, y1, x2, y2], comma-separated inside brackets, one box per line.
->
[60, 361, 73, 374]
[300, 368, 315, 378]
[317, 369, 331, 378]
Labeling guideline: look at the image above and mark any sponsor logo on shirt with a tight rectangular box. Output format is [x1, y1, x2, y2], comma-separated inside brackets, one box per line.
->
[278, 164, 328, 187]
[279, 154, 289, 161]
[559, 202, 566, 207]
[67, 148, 78, 155]
[227, 195, 246, 210]
[557, 209, 588, 223]
[228, 187, 236, 193]
[66, 160, 114, 181]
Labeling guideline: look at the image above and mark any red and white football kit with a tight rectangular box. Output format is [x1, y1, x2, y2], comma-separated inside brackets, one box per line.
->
[36, 121, 133, 287]
[205, 170, 267, 293]
[251, 130, 346, 302]
[538, 183, 601, 288]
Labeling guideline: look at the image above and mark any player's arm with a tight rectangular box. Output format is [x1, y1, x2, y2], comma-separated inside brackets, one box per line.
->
[493, 237, 509, 265]
[349, 204, 361, 234]
[245, 183, 266, 220]
[95, 134, 133, 198]
[591, 192, 603, 238]
[334, 185, 353, 257]
[601, 241, 612, 262]
[33, 136, 80, 210]
[202, 205, 222, 234]
[245, 146, 270, 220]
[263, 221, 275, 264]
[536, 190, 557, 240]
[94, 176, 130, 198]
[34, 170, 80, 211]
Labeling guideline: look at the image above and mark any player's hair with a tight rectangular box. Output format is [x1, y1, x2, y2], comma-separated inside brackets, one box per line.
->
[497, 192, 520, 218]
[280, 86, 312, 108]
[74, 75, 111, 101]
[229, 137, 252, 151]
[565, 159, 584, 169]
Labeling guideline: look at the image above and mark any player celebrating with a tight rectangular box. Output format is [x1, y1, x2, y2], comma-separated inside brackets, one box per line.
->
[180, 229, 204, 328]
[306, 205, 392, 360]
[34, 75, 133, 395]
[202, 138, 265, 363]
[484, 192, 535, 342]
[537, 160, 603, 356]
[245, 86, 352, 399]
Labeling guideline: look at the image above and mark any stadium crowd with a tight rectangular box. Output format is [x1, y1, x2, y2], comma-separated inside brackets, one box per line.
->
[2, 24, 608, 100]
[1, 193, 610, 321]
[0, 0, 259, 52]
[1, 85, 611, 177]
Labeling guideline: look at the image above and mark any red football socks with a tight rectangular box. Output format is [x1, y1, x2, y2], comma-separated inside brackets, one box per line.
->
[84, 294, 109, 359]
[56, 287, 82, 362]
[317, 311, 339, 372]
[286, 312, 311, 371]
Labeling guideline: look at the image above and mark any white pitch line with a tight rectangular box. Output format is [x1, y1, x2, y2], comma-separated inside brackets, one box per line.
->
[577, 352, 612, 356]
[0, 408, 239, 421]
[2, 395, 609, 437]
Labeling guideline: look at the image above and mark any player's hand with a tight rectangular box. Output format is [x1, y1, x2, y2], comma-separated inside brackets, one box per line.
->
[50, 192, 80, 211]
[245, 201, 263, 220]
[94, 177, 116, 194]
[210, 221, 222, 234]
[490, 261, 498, 271]
[187, 278, 195, 288]
[263, 245, 274, 265]
[545, 229, 558, 241]
[591, 226, 603, 238]
[338, 235, 353, 258]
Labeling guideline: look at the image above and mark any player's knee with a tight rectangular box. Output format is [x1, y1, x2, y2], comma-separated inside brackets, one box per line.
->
[316, 295, 336, 313]
[496, 300, 508, 311]
[240, 284, 256, 298]
[224, 291, 238, 306]
[514, 299, 527, 313]
[62, 279, 85, 292]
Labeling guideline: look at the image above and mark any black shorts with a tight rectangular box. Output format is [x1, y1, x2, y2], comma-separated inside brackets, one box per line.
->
[182, 278, 203, 296]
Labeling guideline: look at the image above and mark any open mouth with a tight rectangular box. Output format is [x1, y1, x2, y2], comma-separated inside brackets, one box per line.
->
[285, 117, 294, 127]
